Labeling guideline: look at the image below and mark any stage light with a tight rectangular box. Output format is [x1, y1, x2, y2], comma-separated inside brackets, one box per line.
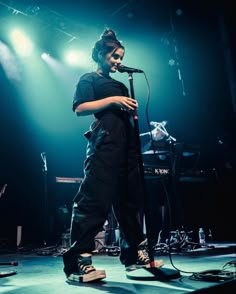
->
[41, 53, 50, 59]
[176, 9, 183, 16]
[168, 59, 175, 66]
[9, 29, 34, 57]
[63, 49, 89, 67]
[64, 50, 80, 66]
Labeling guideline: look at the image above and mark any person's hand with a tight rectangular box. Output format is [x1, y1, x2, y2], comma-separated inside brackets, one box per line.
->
[112, 96, 138, 112]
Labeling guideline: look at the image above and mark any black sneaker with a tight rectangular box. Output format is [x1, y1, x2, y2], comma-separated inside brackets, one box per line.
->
[125, 240, 164, 271]
[136, 239, 150, 266]
[67, 255, 106, 283]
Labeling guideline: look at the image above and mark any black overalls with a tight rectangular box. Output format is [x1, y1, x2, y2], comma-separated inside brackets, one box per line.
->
[63, 73, 145, 276]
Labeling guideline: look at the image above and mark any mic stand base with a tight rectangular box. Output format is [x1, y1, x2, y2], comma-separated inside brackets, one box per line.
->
[126, 266, 181, 281]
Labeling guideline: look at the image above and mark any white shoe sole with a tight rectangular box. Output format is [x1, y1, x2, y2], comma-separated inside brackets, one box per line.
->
[126, 260, 164, 271]
[68, 270, 106, 283]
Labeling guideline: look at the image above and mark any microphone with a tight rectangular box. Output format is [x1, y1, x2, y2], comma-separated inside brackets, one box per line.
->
[117, 64, 143, 73]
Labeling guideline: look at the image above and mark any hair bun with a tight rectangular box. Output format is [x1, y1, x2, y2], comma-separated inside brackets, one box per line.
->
[101, 29, 117, 41]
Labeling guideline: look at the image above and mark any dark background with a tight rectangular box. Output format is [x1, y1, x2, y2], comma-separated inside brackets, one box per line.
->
[0, 0, 235, 248]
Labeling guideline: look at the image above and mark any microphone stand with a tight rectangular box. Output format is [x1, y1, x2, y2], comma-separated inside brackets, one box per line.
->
[125, 73, 180, 281]
[41, 153, 48, 246]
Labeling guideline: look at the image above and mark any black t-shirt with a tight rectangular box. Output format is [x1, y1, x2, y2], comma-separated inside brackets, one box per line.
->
[72, 72, 129, 119]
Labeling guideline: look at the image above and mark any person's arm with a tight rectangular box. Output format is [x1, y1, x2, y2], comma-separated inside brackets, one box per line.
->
[75, 96, 138, 116]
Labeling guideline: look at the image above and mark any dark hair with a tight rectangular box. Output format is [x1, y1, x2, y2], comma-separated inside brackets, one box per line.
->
[92, 28, 124, 63]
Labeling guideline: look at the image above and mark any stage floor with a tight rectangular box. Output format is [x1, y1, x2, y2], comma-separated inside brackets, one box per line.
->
[0, 242, 236, 294]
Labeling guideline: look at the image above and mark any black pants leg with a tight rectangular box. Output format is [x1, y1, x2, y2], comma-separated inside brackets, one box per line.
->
[113, 121, 145, 267]
[63, 115, 145, 274]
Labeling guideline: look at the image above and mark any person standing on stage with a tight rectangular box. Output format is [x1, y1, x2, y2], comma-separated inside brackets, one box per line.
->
[63, 28, 163, 283]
